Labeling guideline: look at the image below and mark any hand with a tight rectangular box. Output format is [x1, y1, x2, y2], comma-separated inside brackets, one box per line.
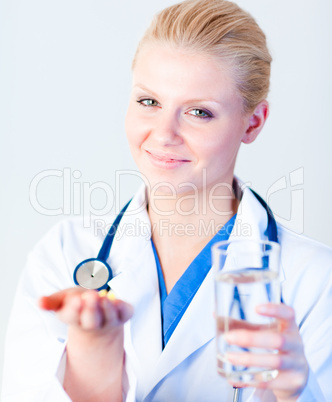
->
[39, 288, 133, 401]
[224, 303, 309, 402]
[39, 287, 133, 335]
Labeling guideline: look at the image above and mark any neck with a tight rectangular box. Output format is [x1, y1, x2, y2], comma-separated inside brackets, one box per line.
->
[147, 178, 240, 293]
[147, 178, 240, 240]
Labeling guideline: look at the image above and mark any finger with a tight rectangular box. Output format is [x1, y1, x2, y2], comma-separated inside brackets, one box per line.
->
[116, 299, 134, 323]
[256, 304, 297, 331]
[224, 330, 300, 352]
[56, 294, 82, 325]
[250, 370, 308, 394]
[79, 291, 103, 330]
[226, 351, 305, 371]
[100, 297, 119, 327]
[100, 298, 133, 328]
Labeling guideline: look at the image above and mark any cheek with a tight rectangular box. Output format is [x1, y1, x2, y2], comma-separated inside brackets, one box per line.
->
[125, 105, 150, 150]
[194, 130, 242, 168]
[192, 132, 227, 157]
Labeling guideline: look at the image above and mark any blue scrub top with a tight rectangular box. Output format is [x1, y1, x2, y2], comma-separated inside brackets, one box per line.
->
[151, 214, 236, 348]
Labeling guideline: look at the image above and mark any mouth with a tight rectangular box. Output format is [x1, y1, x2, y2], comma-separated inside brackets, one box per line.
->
[145, 150, 191, 163]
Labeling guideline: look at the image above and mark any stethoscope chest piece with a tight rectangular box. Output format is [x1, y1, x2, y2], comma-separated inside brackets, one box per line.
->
[73, 258, 112, 290]
[73, 200, 131, 291]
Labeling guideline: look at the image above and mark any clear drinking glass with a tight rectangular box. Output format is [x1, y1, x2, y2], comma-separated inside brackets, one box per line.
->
[213, 239, 281, 384]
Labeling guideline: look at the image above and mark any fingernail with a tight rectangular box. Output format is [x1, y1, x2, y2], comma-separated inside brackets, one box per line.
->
[81, 292, 89, 300]
[81, 292, 96, 306]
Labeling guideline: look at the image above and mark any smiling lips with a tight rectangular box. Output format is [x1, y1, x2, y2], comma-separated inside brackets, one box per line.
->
[145, 150, 191, 169]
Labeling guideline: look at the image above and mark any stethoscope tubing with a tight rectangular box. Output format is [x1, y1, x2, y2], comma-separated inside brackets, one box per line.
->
[72, 200, 131, 291]
[97, 199, 131, 262]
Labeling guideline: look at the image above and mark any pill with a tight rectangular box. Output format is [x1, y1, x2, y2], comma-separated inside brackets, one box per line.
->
[98, 289, 117, 301]
[98, 289, 108, 298]
[107, 290, 117, 301]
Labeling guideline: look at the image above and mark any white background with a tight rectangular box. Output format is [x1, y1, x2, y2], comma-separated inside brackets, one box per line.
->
[1, 0, 331, 387]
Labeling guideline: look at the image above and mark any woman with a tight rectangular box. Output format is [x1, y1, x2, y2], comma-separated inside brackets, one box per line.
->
[3, 0, 332, 401]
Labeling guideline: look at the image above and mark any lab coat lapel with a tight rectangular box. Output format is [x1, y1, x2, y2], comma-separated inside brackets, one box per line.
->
[230, 186, 268, 242]
[110, 241, 163, 391]
[106, 187, 163, 394]
[231, 186, 285, 282]
[144, 256, 217, 395]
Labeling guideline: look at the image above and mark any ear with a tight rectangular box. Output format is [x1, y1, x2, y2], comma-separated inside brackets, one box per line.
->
[242, 100, 269, 144]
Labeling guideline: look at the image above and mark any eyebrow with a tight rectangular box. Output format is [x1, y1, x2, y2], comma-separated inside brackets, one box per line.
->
[132, 84, 160, 100]
[133, 84, 223, 106]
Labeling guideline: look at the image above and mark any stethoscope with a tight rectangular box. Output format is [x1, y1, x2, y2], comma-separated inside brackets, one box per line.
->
[73, 190, 279, 402]
[73, 200, 131, 291]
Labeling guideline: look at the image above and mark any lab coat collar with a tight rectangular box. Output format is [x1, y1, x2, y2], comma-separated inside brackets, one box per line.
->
[230, 179, 285, 282]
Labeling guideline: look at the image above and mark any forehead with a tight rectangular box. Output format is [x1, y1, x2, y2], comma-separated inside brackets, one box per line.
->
[132, 44, 241, 105]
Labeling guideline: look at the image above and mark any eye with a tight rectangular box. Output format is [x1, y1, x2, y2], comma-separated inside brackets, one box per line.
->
[187, 109, 213, 119]
[136, 98, 160, 107]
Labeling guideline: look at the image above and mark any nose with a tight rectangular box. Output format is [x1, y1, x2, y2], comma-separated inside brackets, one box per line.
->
[151, 109, 183, 146]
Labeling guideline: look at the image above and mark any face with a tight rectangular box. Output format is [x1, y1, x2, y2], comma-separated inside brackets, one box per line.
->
[125, 44, 254, 196]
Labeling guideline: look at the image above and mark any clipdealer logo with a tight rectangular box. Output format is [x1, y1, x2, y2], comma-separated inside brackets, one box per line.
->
[29, 167, 305, 234]
[266, 167, 304, 234]
[29, 169, 147, 226]
[94, 217, 252, 240]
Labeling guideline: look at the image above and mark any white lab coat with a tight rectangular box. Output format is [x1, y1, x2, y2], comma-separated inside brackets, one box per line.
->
[2, 183, 332, 401]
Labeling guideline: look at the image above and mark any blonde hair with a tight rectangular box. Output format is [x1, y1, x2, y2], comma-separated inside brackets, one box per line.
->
[133, 0, 272, 113]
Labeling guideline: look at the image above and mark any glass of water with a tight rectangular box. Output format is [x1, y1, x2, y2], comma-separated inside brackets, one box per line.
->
[212, 239, 281, 384]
